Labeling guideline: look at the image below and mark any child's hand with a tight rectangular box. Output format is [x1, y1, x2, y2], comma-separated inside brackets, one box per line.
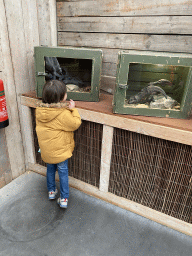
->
[68, 99, 75, 109]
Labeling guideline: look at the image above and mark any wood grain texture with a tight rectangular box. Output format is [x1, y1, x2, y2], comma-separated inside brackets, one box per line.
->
[49, 0, 57, 46]
[21, 0, 39, 91]
[36, 0, 52, 46]
[57, 0, 192, 16]
[99, 125, 114, 192]
[4, 0, 37, 170]
[0, 0, 26, 178]
[57, 1, 192, 95]
[58, 16, 192, 35]
[58, 32, 192, 53]
[20, 93, 192, 146]
[58, 32, 192, 91]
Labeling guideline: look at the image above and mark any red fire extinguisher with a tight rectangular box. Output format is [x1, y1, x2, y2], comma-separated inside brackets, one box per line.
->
[0, 79, 9, 129]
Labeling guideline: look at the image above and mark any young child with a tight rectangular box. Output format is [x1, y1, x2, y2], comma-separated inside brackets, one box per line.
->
[36, 80, 81, 208]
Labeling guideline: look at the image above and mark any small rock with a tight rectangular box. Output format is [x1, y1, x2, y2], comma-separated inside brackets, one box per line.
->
[150, 95, 178, 109]
[66, 84, 80, 92]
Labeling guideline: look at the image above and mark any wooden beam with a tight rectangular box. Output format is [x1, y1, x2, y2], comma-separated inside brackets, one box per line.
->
[49, 0, 57, 46]
[77, 109, 192, 146]
[20, 95, 192, 146]
[28, 162, 192, 237]
[0, 0, 26, 178]
[20, 0, 40, 166]
[20, 105, 36, 165]
[20, 95, 41, 108]
[21, 0, 39, 91]
[57, 0, 192, 17]
[99, 125, 114, 192]
[58, 32, 192, 54]
[36, 0, 52, 46]
[4, 0, 39, 172]
[57, 16, 192, 35]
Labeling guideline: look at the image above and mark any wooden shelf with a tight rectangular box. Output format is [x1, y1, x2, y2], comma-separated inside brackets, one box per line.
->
[20, 91, 192, 146]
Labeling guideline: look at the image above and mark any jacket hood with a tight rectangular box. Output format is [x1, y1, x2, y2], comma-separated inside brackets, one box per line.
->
[36, 102, 68, 123]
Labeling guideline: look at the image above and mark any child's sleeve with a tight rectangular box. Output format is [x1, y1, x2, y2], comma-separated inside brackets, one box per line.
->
[59, 108, 81, 131]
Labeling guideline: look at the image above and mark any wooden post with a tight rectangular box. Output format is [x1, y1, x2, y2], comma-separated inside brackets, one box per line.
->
[20, 105, 36, 165]
[99, 125, 114, 192]
[49, 0, 57, 46]
[36, 0, 52, 46]
[0, 0, 26, 178]
[21, 0, 39, 90]
[3, 0, 38, 170]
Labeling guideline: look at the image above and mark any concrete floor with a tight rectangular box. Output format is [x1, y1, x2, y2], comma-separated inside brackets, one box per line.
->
[0, 172, 191, 256]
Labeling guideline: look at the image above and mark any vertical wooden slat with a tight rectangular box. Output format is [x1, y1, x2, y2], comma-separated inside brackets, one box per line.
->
[0, 0, 26, 178]
[49, 0, 57, 46]
[3, 0, 38, 170]
[20, 106, 36, 165]
[36, 0, 52, 46]
[99, 125, 114, 192]
[21, 0, 39, 90]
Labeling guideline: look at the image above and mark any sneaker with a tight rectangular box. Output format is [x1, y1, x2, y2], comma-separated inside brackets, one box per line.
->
[57, 198, 68, 208]
[48, 189, 58, 200]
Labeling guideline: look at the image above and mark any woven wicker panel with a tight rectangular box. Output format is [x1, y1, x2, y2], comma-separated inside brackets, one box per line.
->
[109, 128, 192, 223]
[31, 109, 103, 187]
[68, 120, 102, 187]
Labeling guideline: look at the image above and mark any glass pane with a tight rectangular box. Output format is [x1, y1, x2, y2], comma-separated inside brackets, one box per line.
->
[44, 57, 92, 93]
[125, 63, 189, 111]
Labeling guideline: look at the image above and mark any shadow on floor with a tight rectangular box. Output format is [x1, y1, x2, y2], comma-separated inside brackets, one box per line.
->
[0, 172, 191, 256]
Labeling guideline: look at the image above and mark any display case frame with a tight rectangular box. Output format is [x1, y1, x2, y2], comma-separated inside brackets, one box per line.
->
[113, 50, 192, 119]
[34, 46, 102, 101]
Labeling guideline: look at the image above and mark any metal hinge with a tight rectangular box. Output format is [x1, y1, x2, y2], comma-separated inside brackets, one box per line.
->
[119, 84, 128, 89]
[37, 72, 48, 76]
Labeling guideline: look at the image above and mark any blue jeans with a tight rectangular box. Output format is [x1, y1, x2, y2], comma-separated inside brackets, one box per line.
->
[47, 159, 69, 199]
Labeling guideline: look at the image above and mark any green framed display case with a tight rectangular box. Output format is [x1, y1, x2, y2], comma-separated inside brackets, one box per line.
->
[113, 50, 192, 119]
[34, 46, 102, 101]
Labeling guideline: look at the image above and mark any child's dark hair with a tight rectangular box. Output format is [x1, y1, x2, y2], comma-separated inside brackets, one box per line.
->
[42, 80, 66, 104]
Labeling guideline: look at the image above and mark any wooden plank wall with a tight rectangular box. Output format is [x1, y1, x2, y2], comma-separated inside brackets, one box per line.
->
[56, 0, 192, 93]
[0, 0, 56, 181]
[1, 0, 192, 183]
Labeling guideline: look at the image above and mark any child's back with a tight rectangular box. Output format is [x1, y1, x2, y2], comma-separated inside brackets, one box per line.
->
[36, 103, 81, 164]
[35, 80, 81, 208]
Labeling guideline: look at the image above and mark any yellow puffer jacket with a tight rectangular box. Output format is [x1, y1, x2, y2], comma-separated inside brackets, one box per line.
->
[36, 103, 81, 164]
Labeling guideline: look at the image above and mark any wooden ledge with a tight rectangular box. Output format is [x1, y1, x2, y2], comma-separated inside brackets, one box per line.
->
[20, 91, 192, 146]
